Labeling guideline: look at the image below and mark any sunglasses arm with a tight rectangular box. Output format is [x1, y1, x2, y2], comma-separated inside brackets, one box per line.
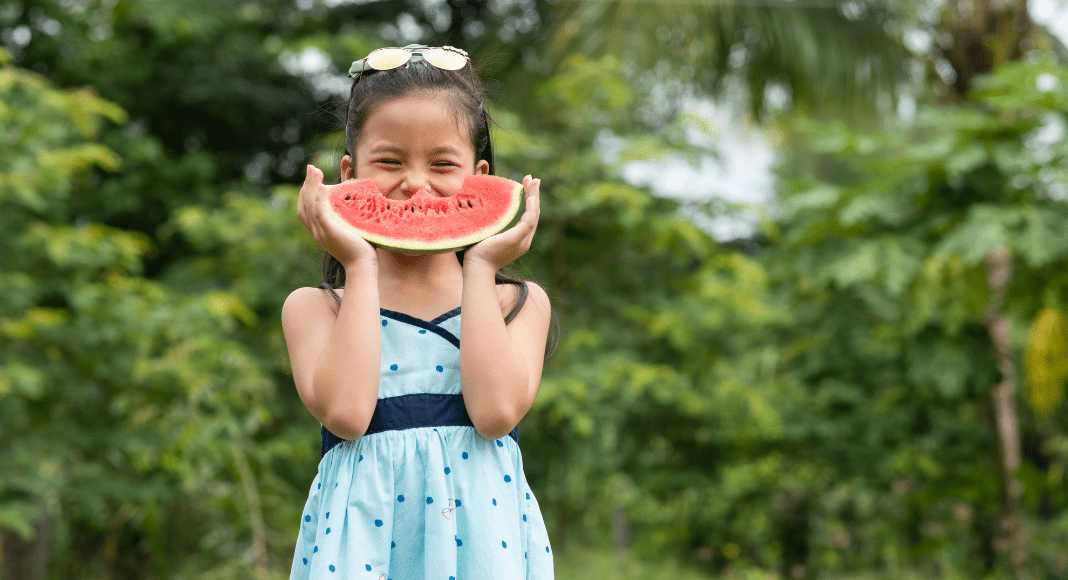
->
[348, 58, 369, 79]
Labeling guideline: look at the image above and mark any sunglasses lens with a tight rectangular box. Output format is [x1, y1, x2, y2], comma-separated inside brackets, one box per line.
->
[424, 48, 469, 70]
[366, 48, 412, 71]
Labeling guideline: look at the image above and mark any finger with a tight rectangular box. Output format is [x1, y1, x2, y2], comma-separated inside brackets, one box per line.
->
[529, 178, 541, 214]
[299, 165, 319, 214]
[519, 181, 541, 247]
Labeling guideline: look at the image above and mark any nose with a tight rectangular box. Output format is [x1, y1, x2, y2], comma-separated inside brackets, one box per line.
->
[400, 169, 430, 197]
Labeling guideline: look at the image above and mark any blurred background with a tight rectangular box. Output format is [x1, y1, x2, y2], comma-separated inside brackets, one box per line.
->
[3, 0, 1068, 578]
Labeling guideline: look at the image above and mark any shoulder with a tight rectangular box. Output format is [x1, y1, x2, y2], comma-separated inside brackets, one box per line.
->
[282, 286, 343, 326]
[495, 280, 551, 322]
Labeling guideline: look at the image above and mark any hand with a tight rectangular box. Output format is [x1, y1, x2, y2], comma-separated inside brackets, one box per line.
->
[297, 165, 378, 270]
[463, 175, 541, 272]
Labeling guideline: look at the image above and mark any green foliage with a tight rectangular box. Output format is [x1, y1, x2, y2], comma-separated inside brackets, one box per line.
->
[761, 57, 1068, 577]
[5, 1, 1068, 579]
[546, 0, 911, 122]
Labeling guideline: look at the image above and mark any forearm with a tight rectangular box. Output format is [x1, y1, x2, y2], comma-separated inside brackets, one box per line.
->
[312, 262, 382, 439]
[459, 262, 531, 439]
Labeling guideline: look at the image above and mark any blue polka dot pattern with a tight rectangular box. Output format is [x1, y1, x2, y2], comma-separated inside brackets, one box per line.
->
[313, 546, 318, 553]
[292, 309, 552, 579]
[325, 528, 331, 534]
[329, 564, 335, 572]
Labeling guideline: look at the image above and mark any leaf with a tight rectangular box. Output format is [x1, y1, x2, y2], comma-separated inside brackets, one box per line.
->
[779, 185, 840, 217]
[837, 192, 909, 227]
[906, 340, 972, 399]
[0, 502, 38, 540]
[934, 205, 1019, 265]
[1017, 206, 1068, 268]
[1024, 307, 1068, 418]
[944, 143, 988, 179]
[881, 239, 924, 298]
[826, 241, 879, 289]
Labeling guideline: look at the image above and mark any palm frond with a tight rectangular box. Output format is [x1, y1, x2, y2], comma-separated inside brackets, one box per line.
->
[547, 0, 912, 123]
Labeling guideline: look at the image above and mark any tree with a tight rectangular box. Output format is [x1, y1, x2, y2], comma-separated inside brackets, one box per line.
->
[765, 52, 1068, 578]
[546, 0, 912, 122]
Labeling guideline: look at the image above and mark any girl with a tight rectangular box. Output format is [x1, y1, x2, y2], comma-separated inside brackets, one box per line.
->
[281, 45, 554, 579]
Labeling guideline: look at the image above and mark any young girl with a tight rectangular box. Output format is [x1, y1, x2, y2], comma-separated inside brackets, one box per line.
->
[281, 45, 554, 579]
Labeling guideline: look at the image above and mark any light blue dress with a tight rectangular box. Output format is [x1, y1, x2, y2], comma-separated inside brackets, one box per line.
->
[289, 307, 554, 580]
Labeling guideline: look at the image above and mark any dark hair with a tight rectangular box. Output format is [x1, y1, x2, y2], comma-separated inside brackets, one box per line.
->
[319, 55, 556, 346]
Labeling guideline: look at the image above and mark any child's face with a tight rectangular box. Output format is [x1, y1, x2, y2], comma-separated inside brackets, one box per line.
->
[343, 93, 488, 199]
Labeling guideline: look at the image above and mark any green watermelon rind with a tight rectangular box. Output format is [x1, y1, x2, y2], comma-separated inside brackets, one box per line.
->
[325, 175, 525, 254]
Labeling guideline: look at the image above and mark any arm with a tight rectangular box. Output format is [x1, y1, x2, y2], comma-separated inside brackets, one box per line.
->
[460, 175, 550, 439]
[282, 165, 382, 439]
[459, 276, 551, 440]
[282, 271, 381, 440]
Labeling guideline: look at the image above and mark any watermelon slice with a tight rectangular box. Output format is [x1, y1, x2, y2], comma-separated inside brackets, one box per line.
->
[325, 174, 524, 254]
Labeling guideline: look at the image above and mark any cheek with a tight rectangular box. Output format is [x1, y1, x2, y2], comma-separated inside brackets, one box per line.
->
[433, 173, 468, 197]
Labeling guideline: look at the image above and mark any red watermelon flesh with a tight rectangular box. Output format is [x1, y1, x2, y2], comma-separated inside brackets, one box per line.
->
[325, 174, 524, 254]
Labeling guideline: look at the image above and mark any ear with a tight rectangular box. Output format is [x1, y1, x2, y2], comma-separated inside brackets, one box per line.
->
[340, 154, 355, 180]
[474, 159, 490, 175]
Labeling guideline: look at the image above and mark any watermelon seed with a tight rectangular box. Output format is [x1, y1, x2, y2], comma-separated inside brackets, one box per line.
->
[345, 195, 351, 201]
[467, 200, 473, 208]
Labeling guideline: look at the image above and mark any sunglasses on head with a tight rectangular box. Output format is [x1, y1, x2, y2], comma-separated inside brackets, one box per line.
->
[348, 45, 470, 80]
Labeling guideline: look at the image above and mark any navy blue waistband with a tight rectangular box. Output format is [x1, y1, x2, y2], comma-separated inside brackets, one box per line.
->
[321, 393, 519, 457]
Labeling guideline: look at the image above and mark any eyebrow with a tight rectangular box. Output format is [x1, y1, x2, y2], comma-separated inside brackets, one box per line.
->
[368, 144, 463, 156]
[369, 145, 403, 154]
[428, 145, 462, 155]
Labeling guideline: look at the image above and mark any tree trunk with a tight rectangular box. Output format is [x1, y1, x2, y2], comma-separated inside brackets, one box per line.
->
[939, 0, 1033, 573]
[984, 246, 1027, 578]
[0, 509, 50, 580]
